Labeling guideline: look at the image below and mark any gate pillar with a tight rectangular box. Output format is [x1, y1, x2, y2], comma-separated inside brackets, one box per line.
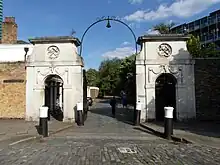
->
[26, 36, 84, 122]
[136, 34, 196, 122]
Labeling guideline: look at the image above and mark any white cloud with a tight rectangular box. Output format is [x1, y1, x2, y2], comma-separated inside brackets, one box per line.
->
[125, 0, 220, 22]
[146, 29, 160, 34]
[128, 22, 141, 29]
[102, 47, 135, 59]
[121, 41, 131, 46]
[129, 0, 144, 4]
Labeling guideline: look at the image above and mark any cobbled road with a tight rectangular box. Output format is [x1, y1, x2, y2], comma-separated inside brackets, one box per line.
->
[0, 101, 219, 165]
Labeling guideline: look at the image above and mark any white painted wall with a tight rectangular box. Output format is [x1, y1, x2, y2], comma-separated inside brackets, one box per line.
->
[0, 44, 33, 62]
[136, 37, 196, 122]
[26, 40, 83, 122]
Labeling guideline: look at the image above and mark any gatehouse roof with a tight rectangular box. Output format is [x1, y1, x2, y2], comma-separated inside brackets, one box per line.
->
[29, 36, 81, 46]
[137, 34, 190, 45]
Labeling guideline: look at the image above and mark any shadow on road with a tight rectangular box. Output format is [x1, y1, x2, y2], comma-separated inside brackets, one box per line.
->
[148, 120, 220, 138]
[35, 125, 42, 135]
[133, 127, 164, 138]
[96, 98, 121, 104]
[89, 105, 135, 126]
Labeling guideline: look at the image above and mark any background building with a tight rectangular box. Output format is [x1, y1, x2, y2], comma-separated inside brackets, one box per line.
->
[0, 0, 3, 41]
[1, 17, 17, 44]
[0, 10, 32, 119]
[171, 9, 220, 47]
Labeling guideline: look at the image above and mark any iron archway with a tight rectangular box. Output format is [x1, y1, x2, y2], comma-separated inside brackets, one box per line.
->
[79, 16, 138, 56]
[79, 16, 138, 123]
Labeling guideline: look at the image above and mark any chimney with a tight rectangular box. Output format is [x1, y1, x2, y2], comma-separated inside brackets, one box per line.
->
[4, 17, 16, 23]
[1, 17, 18, 44]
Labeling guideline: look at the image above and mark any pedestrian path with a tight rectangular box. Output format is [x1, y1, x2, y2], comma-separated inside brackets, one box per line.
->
[0, 119, 72, 145]
[140, 121, 220, 148]
[52, 101, 159, 140]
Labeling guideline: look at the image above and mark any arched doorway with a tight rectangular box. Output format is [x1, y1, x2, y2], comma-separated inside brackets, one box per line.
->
[155, 73, 177, 121]
[44, 75, 64, 121]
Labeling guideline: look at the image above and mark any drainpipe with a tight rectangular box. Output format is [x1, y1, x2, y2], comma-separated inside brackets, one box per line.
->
[144, 42, 147, 121]
[24, 47, 29, 70]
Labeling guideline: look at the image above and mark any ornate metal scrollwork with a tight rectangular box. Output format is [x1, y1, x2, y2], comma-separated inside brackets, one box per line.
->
[96, 16, 122, 21]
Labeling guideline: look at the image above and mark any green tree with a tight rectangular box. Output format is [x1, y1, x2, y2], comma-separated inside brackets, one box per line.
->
[119, 54, 136, 104]
[85, 53, 136, 101]
[86, 68, 99, 86]
[186, 34, 220, 57]
[98, 58, 122, 96]
[153, 22, 176, 34]
[186, 35, 201, 57]
[202, 43, 220, 57]
[94, 54, 137, 101]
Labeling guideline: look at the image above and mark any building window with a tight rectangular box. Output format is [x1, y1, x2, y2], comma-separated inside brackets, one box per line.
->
[3, 79, 25, 83]
[208, 16, 216, 25]
[201, 18, 208, 27]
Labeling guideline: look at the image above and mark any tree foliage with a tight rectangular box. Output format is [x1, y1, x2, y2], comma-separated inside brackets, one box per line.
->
[153, 22, 176, 34]
[119, 55, 136, 104]
[86, 68, 99, 86]
[202, 43, 220, 57]
[86, 55, 136, 103]
[186, 34, 220, 58]
[186, 35, 201, 57]
[98, 58, 122, 96]
[152, 23, 220, 57]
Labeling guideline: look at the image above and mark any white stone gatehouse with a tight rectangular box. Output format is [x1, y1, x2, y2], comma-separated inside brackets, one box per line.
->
[136, 34, 196, 122]
[26, 36, 84, 122]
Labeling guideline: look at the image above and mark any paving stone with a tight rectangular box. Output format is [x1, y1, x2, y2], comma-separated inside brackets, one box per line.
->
[0, 137, 219, 165]
[0, 102, 219, 164]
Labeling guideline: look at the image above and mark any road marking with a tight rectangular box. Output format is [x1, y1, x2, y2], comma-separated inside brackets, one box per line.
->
[118, 147, 137, 154]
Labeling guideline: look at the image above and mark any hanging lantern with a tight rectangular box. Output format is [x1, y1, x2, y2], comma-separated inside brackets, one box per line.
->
[106, 19, 111, 28]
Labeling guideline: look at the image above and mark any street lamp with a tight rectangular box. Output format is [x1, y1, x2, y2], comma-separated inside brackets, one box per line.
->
[106, 18, 111, 28]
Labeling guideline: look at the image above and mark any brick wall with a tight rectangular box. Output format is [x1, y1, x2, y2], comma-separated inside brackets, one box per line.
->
[0, 62, 25, 119]
[1, 17, 17, 44]
[194, 58, 220, 121]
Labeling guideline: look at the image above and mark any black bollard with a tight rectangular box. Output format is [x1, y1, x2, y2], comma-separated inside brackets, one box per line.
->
[135, 101, 142, 126]
[39, 106, 48, 137]
[164, 107, 174, 140]
[77, 102, 84, 126]
[39, 118, 42, 135]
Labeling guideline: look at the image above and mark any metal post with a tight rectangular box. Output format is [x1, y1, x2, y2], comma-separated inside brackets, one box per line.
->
[59, 85, 62, 108]
[53, 81, 56, 113]
[49, 81, 53, 120]
[39, 116, 42, 135]
[54, 82, 58, 107]
[164, 107, 174, 140]
[77, 102, 84, 126]
[135, 101, 141, 126]
[39, 106, 49, 137]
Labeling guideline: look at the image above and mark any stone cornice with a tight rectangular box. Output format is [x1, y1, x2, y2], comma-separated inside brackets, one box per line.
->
[136, 59, 195, 65]
[29, 36, 81, 47]
[137, 34, 190, 45]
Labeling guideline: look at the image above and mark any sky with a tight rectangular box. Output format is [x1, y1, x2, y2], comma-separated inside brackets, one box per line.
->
[3, 0, 220, 70]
